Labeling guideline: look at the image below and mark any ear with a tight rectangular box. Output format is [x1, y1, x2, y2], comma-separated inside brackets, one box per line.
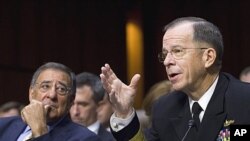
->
[203, 48, 216, 68]
[29, 86, 34, 102]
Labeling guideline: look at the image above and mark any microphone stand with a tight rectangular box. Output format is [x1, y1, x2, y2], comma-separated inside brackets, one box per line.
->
[181, 120, 195, 141]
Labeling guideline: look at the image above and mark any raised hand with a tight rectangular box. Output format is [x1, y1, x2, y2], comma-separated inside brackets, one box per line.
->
[100, 64, 140, 118]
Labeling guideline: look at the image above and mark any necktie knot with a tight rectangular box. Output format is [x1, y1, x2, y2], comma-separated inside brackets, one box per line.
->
[192, 102, 202, 115]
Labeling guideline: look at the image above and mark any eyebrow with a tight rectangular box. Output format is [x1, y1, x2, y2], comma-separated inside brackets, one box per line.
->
[39, 80, 52, 84]
[162, 45, 183, 51]
[39, 80, 68, 87]
[75, 101, 89, 106]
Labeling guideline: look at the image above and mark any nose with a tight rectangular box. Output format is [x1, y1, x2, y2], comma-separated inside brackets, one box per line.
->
[46, 86, 57, 99]
[163, 53, 176, 67]
[71, 104, 79, 116]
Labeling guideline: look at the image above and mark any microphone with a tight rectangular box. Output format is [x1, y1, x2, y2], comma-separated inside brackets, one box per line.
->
[181, 120, 195, 141]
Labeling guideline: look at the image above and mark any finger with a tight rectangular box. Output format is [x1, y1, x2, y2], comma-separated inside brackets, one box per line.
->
[109, 89, 116, 104]
[100, 74, 112, 93]
[102, 64, 116, 80]
[101, 65, 110, 76]
[101, 67, 112, 85]
[104, 64, 113, 76]
[105, 64, 117, 82]
[104, 63, 110, 69]
[100, 73, 108, 84]
[129, 74, 141, 89]
[20, 109, 27, 123]
[44, 105, 51, 115]
[30, 99, 42, 104]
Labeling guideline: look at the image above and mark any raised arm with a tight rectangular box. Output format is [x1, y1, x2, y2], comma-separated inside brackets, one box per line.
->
[100, 64, 140, 118]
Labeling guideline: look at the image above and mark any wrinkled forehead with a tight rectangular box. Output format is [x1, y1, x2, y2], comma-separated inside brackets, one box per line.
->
[163, 23, 194, 49]
[37, 69, 71, 85]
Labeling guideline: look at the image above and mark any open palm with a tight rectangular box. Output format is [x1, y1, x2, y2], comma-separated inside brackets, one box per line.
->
[100, 64, 140, 118]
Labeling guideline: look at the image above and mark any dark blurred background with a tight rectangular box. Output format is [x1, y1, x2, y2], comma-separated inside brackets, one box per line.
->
[0, 0, 250, 108]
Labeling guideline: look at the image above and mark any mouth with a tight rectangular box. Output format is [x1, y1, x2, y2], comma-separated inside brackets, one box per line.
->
[43, 102, 58, 110]
[71, 117, 84, 123]
[168, 73, 180, 82]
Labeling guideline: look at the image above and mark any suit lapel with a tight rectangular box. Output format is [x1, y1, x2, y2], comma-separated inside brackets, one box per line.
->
[198, 74, 229, 141]
[170, 96, 192, 140]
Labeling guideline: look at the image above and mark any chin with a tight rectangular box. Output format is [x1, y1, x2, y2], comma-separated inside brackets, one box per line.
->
[47, 112, 60, 121]
[172, 82, 185, 91]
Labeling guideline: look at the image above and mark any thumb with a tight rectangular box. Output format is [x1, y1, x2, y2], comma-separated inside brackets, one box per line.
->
[44, 105, 51, 115]
[129, 74, 141, 89]
[21, 110, 26, 123]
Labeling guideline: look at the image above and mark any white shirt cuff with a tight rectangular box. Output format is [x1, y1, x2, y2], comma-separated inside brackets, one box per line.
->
[110, 108, 135, 132]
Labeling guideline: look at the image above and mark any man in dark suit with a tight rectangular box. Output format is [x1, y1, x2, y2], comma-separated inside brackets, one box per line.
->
[0, 62, 100, 141]
[100, 17, 250, 141]
[70, 72, 115, 141]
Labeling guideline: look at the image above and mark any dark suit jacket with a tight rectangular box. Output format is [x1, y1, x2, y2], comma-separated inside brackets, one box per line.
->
[98, 125, 115, 141]
[0, 115, 101, 141]
[112, 73, 250, 141]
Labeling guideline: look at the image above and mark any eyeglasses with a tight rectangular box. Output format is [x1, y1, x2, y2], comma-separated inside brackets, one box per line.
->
[34, 81, 71, 96]
[158, 47, 208, 62]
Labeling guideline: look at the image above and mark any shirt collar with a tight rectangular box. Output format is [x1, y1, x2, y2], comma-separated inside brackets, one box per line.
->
[189, 75, 219, 112]
[87, 121, 100, 134]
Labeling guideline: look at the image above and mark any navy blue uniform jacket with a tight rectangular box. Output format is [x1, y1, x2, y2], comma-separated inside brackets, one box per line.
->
[112, 73, 250, 141]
